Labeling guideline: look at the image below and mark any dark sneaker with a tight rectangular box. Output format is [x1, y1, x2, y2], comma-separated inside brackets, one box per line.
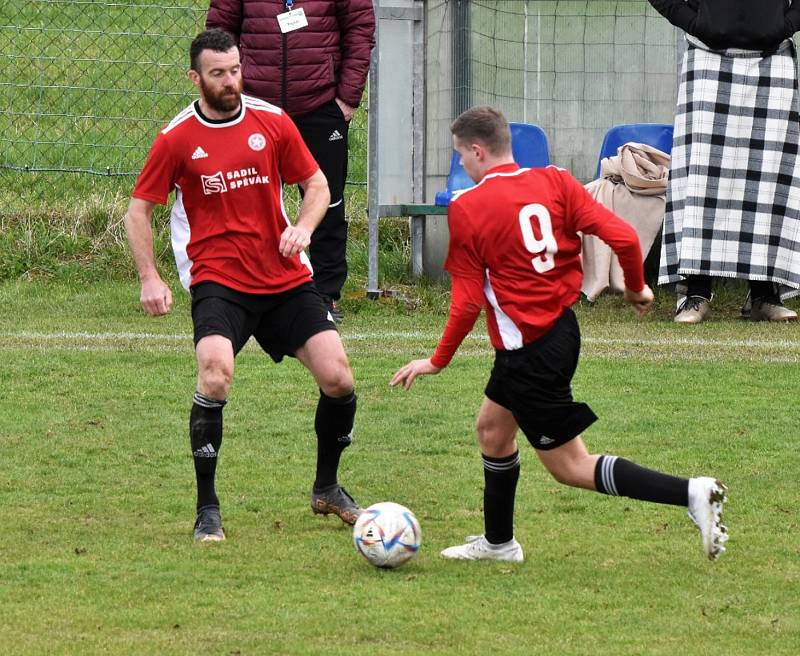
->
[740, 291, 752, 319]
[310, 484, 362, 525]
[329, 301, 344, 324]
[193, 505, 225, 542]
[322, 296, 344, 324]
[750, 296, 797, 322]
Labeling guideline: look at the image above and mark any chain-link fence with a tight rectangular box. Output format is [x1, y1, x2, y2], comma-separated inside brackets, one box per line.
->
[2, 1, 206, 175]
[0, 0, 371, 281]
[2, 1, 676, 203]
[425, 0, 678, 183]
[0, 0, 368, 181]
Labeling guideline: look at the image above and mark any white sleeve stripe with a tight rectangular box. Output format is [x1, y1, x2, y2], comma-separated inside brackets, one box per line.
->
[161, 103, 196, 134]
[243, 95, 282, 115]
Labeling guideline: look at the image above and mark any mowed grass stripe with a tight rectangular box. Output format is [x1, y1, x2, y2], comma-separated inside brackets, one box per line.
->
[2, 329, 800, 362]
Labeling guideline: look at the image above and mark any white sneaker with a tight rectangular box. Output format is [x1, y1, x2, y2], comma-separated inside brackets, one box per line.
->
[440, 534, 524, 562]
[688, 477, 729, 560]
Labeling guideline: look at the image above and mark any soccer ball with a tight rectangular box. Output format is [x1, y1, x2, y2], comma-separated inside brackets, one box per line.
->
[353, 502, 421, 569]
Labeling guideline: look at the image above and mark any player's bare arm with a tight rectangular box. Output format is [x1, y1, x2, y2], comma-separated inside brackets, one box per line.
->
[279, 169, 330, 257]
[389, 358, 442, 391]
[391, 273, 482, 390]
[624, 284, 654, 317]
[123, 197, 173, 316]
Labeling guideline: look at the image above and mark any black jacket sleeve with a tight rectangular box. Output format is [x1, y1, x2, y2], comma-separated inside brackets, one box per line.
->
[648, 0, 698, 34]
[786, 4, 800, 38]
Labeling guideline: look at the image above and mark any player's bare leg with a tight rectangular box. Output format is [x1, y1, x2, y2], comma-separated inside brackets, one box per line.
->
[296, 330, 362, 525]
[475, 396, 519, 458]
[295, 329, 353, 397]
[534, 436, 598, 490]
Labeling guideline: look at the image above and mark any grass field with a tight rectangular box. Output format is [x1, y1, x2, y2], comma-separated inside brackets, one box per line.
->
[2, 279, 799, 655]
[4, 2, 798, 652]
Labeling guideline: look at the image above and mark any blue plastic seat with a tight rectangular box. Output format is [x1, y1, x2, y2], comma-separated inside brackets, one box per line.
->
[595, 123, 673, 178]
[434, 122, 550, 206]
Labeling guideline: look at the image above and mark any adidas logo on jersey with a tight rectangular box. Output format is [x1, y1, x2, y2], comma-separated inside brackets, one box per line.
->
[328, 130, 344, 142]
[191, 146, 209, 160]
[538, 436, 555, 446]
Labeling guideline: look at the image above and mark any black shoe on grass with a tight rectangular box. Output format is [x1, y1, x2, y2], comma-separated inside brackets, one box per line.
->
[193, 505, 225, 542]
[310, 484, 362, 525]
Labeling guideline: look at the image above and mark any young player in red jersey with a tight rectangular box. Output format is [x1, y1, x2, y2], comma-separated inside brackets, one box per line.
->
[124, 30, 362, 542]
[390, 106, 729, 562]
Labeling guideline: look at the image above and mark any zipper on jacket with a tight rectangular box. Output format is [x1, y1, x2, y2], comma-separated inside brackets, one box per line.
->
[281, 32, 288, 111]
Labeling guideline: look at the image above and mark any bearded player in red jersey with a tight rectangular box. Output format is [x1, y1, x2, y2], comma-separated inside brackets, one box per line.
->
[124, 30, 362, 542]
[390, 106, 729, 562]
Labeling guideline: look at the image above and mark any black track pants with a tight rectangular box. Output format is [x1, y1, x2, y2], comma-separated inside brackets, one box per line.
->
[294, 100, 349, 301]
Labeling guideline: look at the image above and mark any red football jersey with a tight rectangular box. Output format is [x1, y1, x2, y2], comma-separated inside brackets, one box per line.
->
[430, 163, 645, 369]
[133, 95, 319, 294]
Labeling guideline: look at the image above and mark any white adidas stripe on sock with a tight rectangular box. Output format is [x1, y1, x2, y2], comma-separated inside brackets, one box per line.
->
[600, 455, 619, 495]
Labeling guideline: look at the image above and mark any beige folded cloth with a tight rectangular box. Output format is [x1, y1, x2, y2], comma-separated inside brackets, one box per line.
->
[581, 142, 670, 301]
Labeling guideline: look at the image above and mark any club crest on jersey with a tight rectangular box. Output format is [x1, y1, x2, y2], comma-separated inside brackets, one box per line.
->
[248, 133, 266, 151]
[201, 171, 228, 195]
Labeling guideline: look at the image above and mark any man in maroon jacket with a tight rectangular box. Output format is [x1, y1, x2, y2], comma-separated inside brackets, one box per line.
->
[207, 0, 376, 322]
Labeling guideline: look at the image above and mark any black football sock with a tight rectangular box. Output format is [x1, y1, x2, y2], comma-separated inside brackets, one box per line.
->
[190, 392, 226, 510]
[483, 451, 521, 544]
[313, 390, 356, 491]
[749, 280, 775, 301]
[594, 455, 689, 506]
[686, 275, 712, 300]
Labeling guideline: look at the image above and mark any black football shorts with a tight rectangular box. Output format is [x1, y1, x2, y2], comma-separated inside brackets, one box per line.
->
[484, 308, 598, 450]
[190, 281, 337, 362]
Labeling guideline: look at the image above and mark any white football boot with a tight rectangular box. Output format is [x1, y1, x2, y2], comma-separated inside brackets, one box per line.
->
[688, 477, 729, 560]
[440, 534, 524, 562]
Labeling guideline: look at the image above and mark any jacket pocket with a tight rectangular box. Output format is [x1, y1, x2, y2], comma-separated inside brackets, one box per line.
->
[327, 54, 336, 82]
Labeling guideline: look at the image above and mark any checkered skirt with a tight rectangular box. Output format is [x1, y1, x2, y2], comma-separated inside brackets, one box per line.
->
[659, 38, 800, 291]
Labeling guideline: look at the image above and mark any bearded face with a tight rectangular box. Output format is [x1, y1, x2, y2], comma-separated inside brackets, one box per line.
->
[198, 71, 243, 113]
[189, 46, 244, 116]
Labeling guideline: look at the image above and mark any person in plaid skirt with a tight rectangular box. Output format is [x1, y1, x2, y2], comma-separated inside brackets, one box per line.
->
[649, 0, 800, 323]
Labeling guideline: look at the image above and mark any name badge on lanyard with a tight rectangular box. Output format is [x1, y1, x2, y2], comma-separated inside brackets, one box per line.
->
[277, 1, 308, 34]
